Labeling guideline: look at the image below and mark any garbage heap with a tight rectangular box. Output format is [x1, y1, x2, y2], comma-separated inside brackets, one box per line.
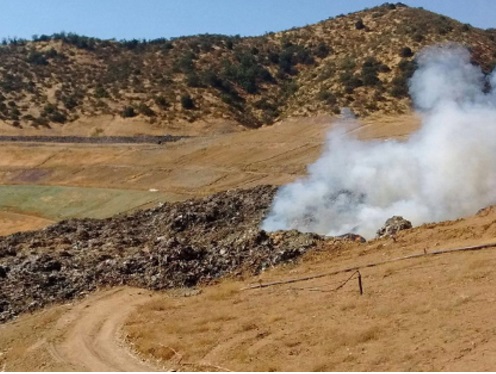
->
[0, 185, 330, 322]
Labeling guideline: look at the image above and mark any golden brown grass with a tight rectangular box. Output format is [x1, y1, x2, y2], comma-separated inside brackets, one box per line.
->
[124, 207, 496, 371]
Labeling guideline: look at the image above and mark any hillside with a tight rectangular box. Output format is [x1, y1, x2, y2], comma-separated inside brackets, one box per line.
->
[2, 3, 496, 371]
[2, 198, 496, 371]
[1, 2, 495, 133]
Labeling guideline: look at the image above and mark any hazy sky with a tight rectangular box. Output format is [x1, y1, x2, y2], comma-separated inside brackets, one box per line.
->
[0, 0, 495, 41]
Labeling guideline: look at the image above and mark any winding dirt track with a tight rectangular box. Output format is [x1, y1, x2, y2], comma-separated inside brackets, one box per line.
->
[49, 287, 160, 372]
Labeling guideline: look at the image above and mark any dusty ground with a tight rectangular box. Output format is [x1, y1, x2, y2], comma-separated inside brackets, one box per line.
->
[0, 211, 53, 236]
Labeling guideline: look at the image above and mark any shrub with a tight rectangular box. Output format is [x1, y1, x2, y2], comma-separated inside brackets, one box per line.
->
[390, 76, 409, 98]
[341, 57, 356, 70]
[355, 19, 366, 30]
[174, 52, 196, 73]
[48, 110, 67, 123]
[180, 94, 195, 110]
[43, 103, 57, 115]
[138, 103, 155, 117]
[0, 73, 25, 93]
[32, 116, 50, 128]
[220, 93, 243, 109]
[398, 59, 417, 78]
[154, 96, 169, 109]
[22, 114, 35, 121]
[399, 47, 414, 57]
[222, 53, 273, 93]
[412, 33, 424, 42]
[280, 80, 299, 98]
[315, 43, 331, 58]
[45, 48, 59, 59]
[277, 43, 315, 75]
[62, 96, 78, 110]
[254, 98, 277, 111]
[436, 20, 453, 35]
[94, 85, 109, 98]
[340, 71, 363, 91]
[186, 72, 203, 87]
[201, 71, 224, 89]
[317, 90, 337, 105]
[27, 51, 48, 66]
[121, 106, 136, 118]
[268, 51, 279, 64]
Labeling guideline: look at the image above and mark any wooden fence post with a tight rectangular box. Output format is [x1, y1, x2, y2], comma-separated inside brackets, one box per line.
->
[357, 270, 363, 295]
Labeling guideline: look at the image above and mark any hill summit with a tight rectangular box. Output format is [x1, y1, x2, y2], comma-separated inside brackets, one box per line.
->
[1, 2, 495, 132]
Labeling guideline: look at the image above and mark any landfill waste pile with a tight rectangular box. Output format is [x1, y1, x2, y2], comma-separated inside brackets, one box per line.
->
[0, 185, 336, 322]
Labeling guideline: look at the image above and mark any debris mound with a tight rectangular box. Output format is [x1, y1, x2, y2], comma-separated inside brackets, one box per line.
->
[0, 185, 330, 323]
[335, 233, 367, 243]
[376, 216, 412, 238]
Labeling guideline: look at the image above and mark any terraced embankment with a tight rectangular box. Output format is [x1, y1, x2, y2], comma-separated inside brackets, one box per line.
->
[0, 114, 419, 235]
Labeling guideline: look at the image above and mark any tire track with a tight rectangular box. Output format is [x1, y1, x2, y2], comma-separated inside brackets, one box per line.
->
[49, 287, 160, 372]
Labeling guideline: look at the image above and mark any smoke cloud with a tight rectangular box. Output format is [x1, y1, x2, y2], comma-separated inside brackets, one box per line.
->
[262, 45, 496, 239]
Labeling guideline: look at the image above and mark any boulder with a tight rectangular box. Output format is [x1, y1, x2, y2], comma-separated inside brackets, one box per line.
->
[376, 216, 412, 238]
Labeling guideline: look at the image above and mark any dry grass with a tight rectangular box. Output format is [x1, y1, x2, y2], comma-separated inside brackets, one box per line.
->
[124, 207, 496, 371]
[0, 304, 70, 371]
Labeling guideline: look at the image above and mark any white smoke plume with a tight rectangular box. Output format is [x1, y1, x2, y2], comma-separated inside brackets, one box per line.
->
[262, 45, 496, 239]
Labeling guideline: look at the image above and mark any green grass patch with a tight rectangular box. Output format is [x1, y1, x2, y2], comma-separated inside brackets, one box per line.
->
[0, 185, 170, 221]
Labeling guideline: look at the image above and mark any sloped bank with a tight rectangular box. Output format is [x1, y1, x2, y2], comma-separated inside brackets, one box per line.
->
[0, 185, 333, 323]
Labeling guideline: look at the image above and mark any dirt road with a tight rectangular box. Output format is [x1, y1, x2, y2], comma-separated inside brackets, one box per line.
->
[0, 287, 162, 372]
[52, 287, 161, 372]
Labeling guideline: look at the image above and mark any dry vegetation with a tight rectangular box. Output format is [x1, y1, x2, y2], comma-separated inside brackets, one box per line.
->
[0, 3, 495, 132]
[2, 3, 496, 372]
[123, 206, 496, 371]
